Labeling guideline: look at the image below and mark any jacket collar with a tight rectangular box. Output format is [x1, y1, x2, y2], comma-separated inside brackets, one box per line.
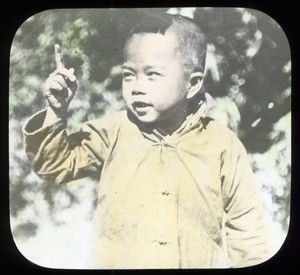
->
[128, 93, 215, 145]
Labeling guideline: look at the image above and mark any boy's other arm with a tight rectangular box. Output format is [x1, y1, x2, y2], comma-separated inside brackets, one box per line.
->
[221, 134, 271, 267]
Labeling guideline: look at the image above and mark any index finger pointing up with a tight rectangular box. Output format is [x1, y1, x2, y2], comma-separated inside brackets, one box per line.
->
[54, 44, 65, 69]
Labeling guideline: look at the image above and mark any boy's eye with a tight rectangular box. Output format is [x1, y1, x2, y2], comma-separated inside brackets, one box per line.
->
[147, 72, 162, 79]
[122, 71, 135, 81]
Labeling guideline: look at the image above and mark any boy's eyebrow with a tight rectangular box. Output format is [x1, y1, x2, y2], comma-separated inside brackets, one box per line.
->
[121, 64, 165, 70]
[121, 64, 134, 70]
[144, 65, 165, 71]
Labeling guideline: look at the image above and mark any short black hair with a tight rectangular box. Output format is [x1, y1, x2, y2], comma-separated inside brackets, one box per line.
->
[124, 13, 207, 74]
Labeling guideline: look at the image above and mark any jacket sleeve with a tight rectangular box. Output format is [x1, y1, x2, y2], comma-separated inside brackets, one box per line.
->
[221, 132, 271, 267]
[23, 109, 112, 184]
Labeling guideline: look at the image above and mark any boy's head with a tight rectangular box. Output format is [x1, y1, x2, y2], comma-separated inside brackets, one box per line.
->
[125, 13, 207, 75]
[121, 14, 207, 133]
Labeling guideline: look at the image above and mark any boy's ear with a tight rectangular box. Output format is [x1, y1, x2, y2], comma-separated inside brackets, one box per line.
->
[187, 72, 204, 99]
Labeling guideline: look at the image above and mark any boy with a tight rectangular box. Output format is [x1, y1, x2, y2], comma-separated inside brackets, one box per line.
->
[23, 14, 270, 268]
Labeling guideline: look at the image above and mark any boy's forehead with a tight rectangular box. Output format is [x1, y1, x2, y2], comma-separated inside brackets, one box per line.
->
[123, 31, 181, 61]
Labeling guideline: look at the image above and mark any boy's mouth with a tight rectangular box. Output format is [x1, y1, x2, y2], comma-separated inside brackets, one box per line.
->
[132, 101, 153, 116]
[132, 101, 152, 109]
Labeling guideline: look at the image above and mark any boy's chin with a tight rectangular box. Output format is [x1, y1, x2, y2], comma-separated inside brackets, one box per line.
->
[134, 114, 158, 124]
[129, 109, 160, 125]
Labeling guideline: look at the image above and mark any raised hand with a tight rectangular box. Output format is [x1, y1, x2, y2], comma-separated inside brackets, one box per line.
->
[44, 44, 78, 117]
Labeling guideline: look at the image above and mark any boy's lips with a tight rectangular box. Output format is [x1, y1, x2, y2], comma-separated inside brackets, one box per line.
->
[132, 101, 152, 109]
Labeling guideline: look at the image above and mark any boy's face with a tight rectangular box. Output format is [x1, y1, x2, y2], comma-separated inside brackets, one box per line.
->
[122, 31, 191, 132]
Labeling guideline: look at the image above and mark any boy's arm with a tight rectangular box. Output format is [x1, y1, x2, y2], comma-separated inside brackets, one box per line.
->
[23, 43, 109, 184]
[221, 134, 271, 267]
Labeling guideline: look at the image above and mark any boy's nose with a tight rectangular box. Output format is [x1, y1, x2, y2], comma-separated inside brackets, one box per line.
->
[131, 79, 146, 95]
[131, 90, 145, 95]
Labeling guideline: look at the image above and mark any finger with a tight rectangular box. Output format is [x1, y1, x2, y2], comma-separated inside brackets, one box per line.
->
[52, 75, 68, 88]
[54, 44, 65, 69]
[45, 81, 64, 94]
[56, 67, 77, 82]
[50, 75, 68, 88]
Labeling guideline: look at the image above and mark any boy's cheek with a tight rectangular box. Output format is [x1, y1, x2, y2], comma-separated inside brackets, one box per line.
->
[121, 86, 131, 99]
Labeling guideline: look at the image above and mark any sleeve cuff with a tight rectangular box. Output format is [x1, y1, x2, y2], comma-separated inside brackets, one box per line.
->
[23, 108, 66, 136]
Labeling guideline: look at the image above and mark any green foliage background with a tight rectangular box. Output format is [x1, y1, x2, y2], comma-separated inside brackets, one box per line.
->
[9, 8, 291, 268]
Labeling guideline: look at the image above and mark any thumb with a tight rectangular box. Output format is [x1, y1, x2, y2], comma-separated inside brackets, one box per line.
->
[68, 68, 76, 82]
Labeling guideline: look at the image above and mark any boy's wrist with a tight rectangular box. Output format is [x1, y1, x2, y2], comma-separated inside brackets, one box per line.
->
[43, 106, 66, 127]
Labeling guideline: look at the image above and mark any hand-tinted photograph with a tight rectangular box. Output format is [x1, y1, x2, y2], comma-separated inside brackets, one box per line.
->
[9, 7, 291, 269]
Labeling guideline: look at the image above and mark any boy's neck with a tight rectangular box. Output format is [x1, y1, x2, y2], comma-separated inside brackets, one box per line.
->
[155, 103, 191, 135]
[155, 116, 187, 136]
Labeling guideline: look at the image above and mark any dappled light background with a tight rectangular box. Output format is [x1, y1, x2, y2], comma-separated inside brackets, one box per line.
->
[9, 8, 291, 268]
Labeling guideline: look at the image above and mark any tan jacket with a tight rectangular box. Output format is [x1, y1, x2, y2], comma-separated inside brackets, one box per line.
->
[23, 104, 270, 268]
